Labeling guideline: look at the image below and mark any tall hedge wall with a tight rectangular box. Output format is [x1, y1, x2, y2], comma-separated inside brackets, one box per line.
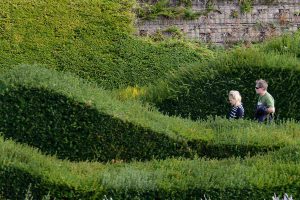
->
[0, 65, 205, 162]
[1, 65, 299, 162]
[0, 0, 210, 89]
[145, 48, 300, 120]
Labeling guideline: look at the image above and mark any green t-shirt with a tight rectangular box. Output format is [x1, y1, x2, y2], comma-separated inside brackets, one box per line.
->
[257, 92, 275, 108]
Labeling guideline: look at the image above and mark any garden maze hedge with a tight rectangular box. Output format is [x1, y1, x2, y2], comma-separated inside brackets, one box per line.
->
[147, 49, 300, 121]
[0, 65, 299, 199]
[0, 0, 299, 199]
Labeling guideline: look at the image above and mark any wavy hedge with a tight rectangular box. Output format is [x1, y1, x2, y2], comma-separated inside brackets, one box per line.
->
[1, 65, 300, 162]
[0, 136, 299, 199]
[143, 47, 300, 120]
[0, 0, 211, 89]
[0, 65, 208, 162]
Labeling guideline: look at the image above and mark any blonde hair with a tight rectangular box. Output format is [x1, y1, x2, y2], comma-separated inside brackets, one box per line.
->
[228, 90, 242, 104]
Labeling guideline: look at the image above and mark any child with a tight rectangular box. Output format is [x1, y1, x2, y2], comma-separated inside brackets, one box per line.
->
[254, 79, 275, 122]
[227, 90, 244, 119]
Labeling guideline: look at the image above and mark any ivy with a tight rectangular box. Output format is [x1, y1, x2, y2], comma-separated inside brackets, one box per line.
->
[239, 0, 253, 13]
[137, 0, 280, 19]
[136, 0, 202, 20]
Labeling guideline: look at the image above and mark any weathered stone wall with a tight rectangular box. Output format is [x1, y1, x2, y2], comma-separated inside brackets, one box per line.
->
[136, 0, 300, 44]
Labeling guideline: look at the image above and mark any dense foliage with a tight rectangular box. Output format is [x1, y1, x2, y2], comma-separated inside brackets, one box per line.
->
[0, 65, 203, 162]
[0, 0, 300, 199]
[2, 66, 300, 163]
[0, 0, 210, 89]
[142, 47, 300, 120]
[0, 136, 299, 199]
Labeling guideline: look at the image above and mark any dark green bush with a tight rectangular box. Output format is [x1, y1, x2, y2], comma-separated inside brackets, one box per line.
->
[0, 0, 209, 89]
[1, 87, 197, 162]
[0, 137, 299, 199]
[0, 167, 95, 200]
[2, 65, 298, 162]
[0, 66, 203, 162]
[146, 48, 300, 120]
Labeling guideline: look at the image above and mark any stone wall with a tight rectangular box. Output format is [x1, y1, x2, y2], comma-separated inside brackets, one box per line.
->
[136, 0, 300, 44]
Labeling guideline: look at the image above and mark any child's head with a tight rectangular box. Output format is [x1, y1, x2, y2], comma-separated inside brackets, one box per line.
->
[255, 79, 268, 94]
[228, 90, 242, 106]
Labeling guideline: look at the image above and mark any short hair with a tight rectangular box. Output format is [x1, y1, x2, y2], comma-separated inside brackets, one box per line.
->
[256, 79, 268, 90]
[228, 90, 242, 103]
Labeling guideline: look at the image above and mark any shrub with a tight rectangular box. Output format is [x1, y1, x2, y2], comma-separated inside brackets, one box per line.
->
[1, 65, 299, 162]
[144, 48, 300, 120]
[0, 65, 203, 162]
[0, 136, 299, 199]
[0, 0, 209, 89]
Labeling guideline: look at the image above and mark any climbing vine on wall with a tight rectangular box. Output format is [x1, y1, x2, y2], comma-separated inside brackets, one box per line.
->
[136, 0, 202, 20]
[238, 0, 277, 13]
[136, 0, 279, 21]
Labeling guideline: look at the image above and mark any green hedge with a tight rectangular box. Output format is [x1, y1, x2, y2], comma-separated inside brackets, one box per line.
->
[0, 138, 98, 199]
[145, 47, 300, 120]
[0, 136, 299, 199]
[0, 65, 207, 162]
[1, 65, 300, 162]
[0, 0, 210, 89]
[260, 31, 300, 58]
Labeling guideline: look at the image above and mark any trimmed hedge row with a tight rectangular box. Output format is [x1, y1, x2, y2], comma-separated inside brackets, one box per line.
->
[144, 47, 300, 120]
[0, 0, 211, 89]
[0, 136, 299, 199]
[1, 65, 300, 162]
[0, 65, 207, 162]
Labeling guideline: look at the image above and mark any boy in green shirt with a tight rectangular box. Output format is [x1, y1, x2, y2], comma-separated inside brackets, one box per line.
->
[255, 79, 275, 122]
